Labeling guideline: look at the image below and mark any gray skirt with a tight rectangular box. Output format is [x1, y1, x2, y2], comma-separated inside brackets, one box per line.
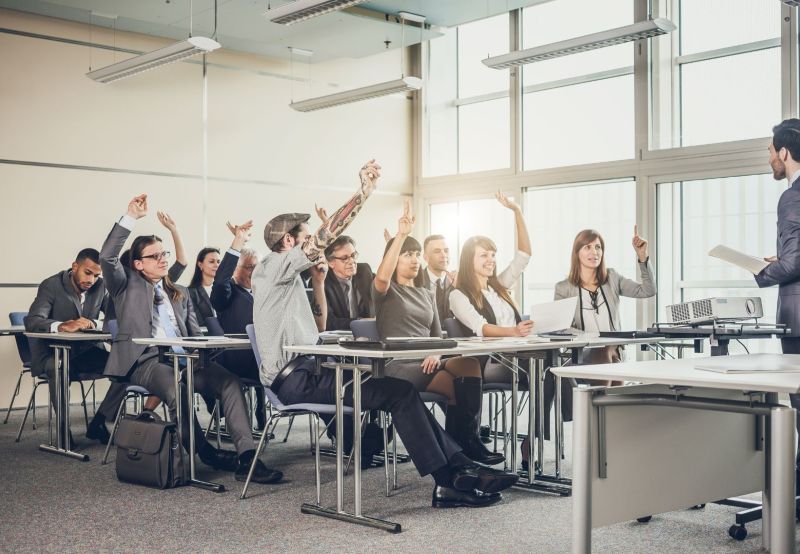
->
[384, 359, 439, 392]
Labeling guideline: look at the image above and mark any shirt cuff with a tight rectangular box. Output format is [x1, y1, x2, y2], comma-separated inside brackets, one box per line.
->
[50, 321, 61, 333]
[227, 248, 241, 257]
[118, 214, 137, 231]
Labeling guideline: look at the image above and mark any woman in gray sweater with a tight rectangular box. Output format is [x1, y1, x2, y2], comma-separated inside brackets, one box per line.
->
[373, 201, 503, 466]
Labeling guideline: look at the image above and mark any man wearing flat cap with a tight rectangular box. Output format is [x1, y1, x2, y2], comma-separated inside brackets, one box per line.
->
[250, 160, 519, 508]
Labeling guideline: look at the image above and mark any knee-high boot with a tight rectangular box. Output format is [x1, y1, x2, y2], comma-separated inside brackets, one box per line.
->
[446, 377, 505, 466]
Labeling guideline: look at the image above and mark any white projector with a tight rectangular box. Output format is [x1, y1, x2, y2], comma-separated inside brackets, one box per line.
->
[666, 297, 763, 325]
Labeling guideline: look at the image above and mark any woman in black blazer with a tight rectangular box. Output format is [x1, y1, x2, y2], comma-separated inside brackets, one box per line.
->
[188, 247, 221, 323]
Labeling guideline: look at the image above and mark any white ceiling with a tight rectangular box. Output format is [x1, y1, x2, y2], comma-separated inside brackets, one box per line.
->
[0, 0, 552, 62]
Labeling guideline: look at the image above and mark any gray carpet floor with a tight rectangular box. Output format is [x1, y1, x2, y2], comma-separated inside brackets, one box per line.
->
[0, 404, 792, 553]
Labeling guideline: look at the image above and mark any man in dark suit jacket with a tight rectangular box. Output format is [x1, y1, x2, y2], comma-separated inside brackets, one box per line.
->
[323, 236, 374, 331]
[24, 248, 126, 443]
[413, 234, 455, 323]
[757, 118, 800, 490]
[100, 195, 280, 484]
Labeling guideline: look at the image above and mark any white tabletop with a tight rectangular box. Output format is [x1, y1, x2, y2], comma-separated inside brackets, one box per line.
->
[584, 336, 666, 348]
[132, 337, 251, 349]
[0, 326, 25, 335]
[552, 354, 800, 394]
[24, 331, 112, 341]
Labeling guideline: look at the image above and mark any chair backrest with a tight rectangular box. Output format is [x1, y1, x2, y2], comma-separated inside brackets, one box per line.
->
[108, 319, 119, 341]
[205, 316, 225, 337]
[350, 319, 380, 340]
[9, 312, 31, 366]
[442, 317, 470, 339]
[245, 323, 284, 408]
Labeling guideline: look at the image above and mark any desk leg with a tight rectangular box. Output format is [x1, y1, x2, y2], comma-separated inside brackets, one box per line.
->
[184, 356, 224, 493]
[766, 406, 796, 553]
[572, 387, 593, 554]
[555, 372, 563, 478]
[353, 366, 362, 517]
[39, 345, 88, 461]
[336, 364, 344, 512]
[536, 358, 545, 477]
[510, 357, 518, 473]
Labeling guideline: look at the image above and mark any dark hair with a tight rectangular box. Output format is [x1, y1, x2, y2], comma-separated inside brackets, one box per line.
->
[271, 223, 304, 253]
[384, 235, 423, 283]
[456, 236, 517, 311]
[189, 247, 220, 288]
[324, 236, 356, 260]
[75, 248, 100, 265]
[773, 119, 800, 162]
[130, 235, 182, 302]
[568, 229, 608, 287]
[423, 234, 446, 251]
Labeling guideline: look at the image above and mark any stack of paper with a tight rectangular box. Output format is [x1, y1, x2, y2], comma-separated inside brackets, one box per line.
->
[708, 244, 769, 275]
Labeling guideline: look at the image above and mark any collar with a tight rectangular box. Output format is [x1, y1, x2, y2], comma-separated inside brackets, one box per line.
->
[427, 267, 445, 286]
[334, 273, 353, 287]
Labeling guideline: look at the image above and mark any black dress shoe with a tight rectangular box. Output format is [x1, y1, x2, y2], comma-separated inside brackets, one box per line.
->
[198, 446, 239, 471]
[86, 418, 111, 445]
[431, 485, 502, 508]
[235, 459, 283, 484]
[451, 463, 519, 494]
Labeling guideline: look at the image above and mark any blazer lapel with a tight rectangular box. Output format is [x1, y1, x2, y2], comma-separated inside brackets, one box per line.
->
[61, 270, 82, 318]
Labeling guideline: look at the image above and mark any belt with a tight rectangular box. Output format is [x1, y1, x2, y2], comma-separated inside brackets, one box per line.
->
[269, 356, 309, 394]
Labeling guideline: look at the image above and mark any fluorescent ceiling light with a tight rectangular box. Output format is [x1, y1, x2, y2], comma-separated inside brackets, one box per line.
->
[483, 17, 676, 69]
[265, 0, 369, 25]
[87, 36, 221, 83]
[290, 76, 422, 112]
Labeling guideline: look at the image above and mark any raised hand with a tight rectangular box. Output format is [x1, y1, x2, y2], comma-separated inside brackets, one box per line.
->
[359, 159, 382, 196]
[495, 191, 521, 212]
[156, 210, 178, 232]
[315, 204, 330, 225]
[632, 224, 648, 262]
[397, 199, 416, 237]
[227, 219, 253, 250]
[383, 228, 392, 243]
[127, 194, 148, 220]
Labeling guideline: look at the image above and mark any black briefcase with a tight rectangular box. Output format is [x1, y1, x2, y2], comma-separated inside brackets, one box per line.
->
[115, 411, 186, 489]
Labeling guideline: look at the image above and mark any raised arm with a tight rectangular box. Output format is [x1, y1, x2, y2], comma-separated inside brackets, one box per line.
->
[496, 192, 531, 256]
[302, 160, 381, 261]
[101, 194, 147, 296]
[211, 220, 253, 311]
[374, 200, 415, 294]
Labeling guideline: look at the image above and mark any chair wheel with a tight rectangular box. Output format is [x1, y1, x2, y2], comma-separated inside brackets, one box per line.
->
[728, 524, 747, 541]
[636, 516, 652, 523]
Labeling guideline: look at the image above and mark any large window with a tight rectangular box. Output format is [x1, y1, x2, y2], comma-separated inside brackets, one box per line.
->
[522, 0, 634, 170]
[424, 14, 510, 177]
[650, 0, 781, 149]
[656, 173, 784, 353]
[523, 179, 638, 329]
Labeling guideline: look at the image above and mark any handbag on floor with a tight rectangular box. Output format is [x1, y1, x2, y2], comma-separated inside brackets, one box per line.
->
[115, 410, 186, 489]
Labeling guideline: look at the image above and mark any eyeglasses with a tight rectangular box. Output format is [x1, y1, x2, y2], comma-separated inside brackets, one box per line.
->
[331, 252, 358, 263]
[139, 251, 171, 262]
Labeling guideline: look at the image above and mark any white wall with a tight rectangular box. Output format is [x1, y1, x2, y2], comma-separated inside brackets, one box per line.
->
[0, 9, 412, 410]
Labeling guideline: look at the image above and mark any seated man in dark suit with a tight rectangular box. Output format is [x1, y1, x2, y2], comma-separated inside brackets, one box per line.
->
[323, 236, 374, 331]
[210, 221, 265, 428]
[24, 248, 126, 444]
[413, 234, 455, 323]
[100, 195, 280, 484]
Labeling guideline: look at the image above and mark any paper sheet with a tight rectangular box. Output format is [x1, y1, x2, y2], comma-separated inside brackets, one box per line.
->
[708, 244, 769, 275]
[530, 297, 578, 335]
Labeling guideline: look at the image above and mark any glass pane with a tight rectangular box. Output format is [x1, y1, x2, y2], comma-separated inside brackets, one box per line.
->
[423, 27, 458, 177]
[680, 0, 780, 55]
[429, 197, 516, 271]
[656, 173, 784, 354]
[680, 48, 780, 147]
[522, 0, 632, 86]
[458, 97, 510, 173]
[523, 75, 634, 170]
[457, 14, 509, 98]
[523, 179, 638, 329]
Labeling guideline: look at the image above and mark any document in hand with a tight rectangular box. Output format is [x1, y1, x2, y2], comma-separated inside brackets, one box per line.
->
[708, 244, 769, 275]
[530, 297, 578, 335]
[695, 353, 800, 373]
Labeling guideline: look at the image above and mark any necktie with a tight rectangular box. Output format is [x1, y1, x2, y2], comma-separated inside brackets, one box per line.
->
[153, 284, 185, 354]
[343, 281, 357, 319]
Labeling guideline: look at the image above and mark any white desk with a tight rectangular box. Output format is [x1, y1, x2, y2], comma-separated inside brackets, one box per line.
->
[132, 337, 251, 493]
[0, 325, 25, 336]
[554, 354, 800, 553]
[24, 331, 112, 462]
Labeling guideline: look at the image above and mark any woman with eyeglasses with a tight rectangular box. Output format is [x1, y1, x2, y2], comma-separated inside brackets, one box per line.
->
[554, 226, 656, 369]
[373, 201, 504, 466]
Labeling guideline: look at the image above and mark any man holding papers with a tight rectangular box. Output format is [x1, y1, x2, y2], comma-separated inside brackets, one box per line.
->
[755, 119, 800, 491]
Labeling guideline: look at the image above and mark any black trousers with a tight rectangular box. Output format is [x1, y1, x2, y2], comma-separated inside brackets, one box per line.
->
[277, 358, 462, 476]
[780, 338, 800, 466]
[43, 346, 126, 421]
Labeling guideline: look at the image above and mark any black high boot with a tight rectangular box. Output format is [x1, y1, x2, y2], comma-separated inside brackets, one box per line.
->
[449, 377, 505, 466]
